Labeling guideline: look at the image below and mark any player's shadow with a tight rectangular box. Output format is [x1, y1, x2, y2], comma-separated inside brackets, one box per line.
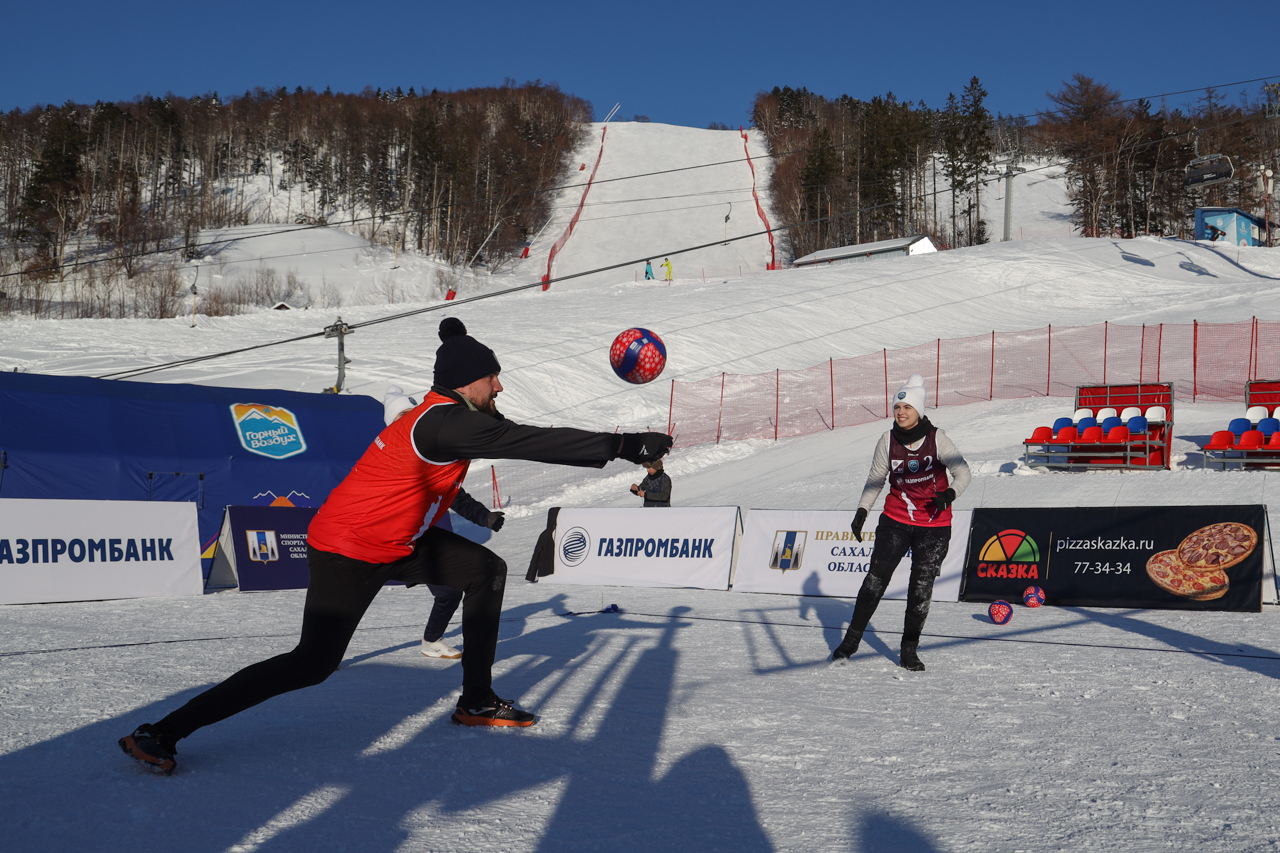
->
[738, 598, 906, 674]
[858, 810, 944, 852]
[0, 604, 774, 853]
[1064, 607, 1280, 681]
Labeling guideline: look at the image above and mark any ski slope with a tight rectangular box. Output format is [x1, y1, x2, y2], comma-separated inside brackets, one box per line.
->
[522, 122, 777, 288]
[4, 120, 1280, 852]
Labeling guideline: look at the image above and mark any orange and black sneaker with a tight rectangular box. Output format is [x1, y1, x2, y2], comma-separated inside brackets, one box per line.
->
[118, 725, 178, 775]
[450, 691, 536, 727]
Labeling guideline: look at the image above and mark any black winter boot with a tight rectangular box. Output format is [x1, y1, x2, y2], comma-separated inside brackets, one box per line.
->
[899, 647, 925, 672]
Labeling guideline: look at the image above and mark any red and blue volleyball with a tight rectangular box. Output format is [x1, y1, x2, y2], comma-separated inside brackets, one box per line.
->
[610, 328, 667, 384]
[988, 600, 1013, 625]
[1023, 586, 1046, 608]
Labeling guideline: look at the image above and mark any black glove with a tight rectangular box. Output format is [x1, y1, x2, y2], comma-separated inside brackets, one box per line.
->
[487, 511, 505, 531]
[850, 508, 868, 542]
[931, 488, 956, 512]
[618, 432, 673, 465]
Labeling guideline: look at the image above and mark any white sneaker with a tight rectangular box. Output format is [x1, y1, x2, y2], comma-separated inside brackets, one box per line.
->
[421, 639, 462, 659]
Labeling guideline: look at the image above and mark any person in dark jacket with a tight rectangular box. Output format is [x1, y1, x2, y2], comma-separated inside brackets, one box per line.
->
[119, 318, 673, 775]
[630, 457, 671, 506]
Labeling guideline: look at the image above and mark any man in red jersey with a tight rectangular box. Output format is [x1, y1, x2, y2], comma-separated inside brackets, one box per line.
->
[120, 317, 672, 775]
[830, 374, 970, 672]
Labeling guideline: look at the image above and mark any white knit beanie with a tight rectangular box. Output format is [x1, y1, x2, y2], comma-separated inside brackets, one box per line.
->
[382, 384, 418, 426]
[893, 374, 926, 416]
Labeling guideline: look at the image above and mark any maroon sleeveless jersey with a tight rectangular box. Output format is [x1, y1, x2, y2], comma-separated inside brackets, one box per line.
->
[883, 428, 952, 528]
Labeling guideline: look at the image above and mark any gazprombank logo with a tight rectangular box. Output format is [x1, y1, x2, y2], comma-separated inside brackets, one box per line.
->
[559, 527, 590, 567]
[231, 404, 307, 460]
[976, 529, 1042, 579]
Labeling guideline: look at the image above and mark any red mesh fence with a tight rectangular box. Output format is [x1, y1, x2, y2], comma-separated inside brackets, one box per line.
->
[668, 319, 1269, 450]
[1256, 321, 1280, 381]
[1195, 321, 1253, 402]
[489, 319, 1271, 507]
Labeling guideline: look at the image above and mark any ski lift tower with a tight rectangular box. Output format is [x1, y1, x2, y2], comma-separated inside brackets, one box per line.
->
[986, 156, 1025, 242]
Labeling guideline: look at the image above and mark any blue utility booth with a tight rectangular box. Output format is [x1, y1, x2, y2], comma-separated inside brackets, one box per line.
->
[1195, 208, 1272, 247]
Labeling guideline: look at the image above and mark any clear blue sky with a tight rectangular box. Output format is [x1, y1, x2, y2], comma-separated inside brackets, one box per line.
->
[4, 1, 1275, 125]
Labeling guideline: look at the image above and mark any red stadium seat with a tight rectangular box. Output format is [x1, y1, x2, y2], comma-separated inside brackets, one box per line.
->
[1102, 425, 1130, 443]
[1237, 430, 1265, 449]
[1268, 431, 1280, 447]
[1077, 426, 1103, 443]
[1049, 426, 1078, 444]
[1026, 426, 1053, 443]
[1204, 430, 1236, 450]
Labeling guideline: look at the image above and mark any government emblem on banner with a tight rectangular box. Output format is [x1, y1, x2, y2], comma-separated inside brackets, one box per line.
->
[230, 404, 307, 460]
[769, 531, 807, 571]
[246, 530, 280, 562]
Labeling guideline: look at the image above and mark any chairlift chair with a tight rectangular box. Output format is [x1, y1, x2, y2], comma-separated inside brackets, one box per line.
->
[1184, 155, 1235, 190]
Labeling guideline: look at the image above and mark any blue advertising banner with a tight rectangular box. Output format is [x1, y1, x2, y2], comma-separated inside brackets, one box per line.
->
[961, 506, 1268, 612]
[220, 505, 317, 591]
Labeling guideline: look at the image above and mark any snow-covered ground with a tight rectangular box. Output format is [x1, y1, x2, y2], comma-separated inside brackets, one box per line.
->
[4, 122, 1280, 851]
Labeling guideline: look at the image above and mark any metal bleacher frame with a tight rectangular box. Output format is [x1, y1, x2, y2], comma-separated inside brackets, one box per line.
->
[1205, 379, 1280, 470]
[1024, 383, 1174, 471]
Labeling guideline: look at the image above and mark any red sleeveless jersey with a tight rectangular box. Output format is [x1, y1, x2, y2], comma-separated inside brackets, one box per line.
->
[883, 428, 951, 528]
[308, 391, 470, 563]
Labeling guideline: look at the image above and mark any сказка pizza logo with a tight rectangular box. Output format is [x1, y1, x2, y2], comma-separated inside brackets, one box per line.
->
[976, 529, 1041, 579]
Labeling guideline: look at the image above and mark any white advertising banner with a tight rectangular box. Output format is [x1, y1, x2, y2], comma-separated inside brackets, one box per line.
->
[733, 509, 971, 601]
[551, 507, 740, 590]
[0, 498, 203, 605]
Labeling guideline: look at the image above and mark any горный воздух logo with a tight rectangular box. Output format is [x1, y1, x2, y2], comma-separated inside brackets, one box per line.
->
[559, 527, 590, 567]
[230, 404, 307, 460]
[976, 529, 1041, 579]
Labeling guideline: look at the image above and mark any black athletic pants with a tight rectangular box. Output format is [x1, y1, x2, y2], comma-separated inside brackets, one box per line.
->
[841, 514, 950, 651]
[155, 526, 507, 741]
[424, 585, 464, 642]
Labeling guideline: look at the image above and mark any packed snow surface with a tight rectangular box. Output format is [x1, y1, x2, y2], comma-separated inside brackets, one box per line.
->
[3, 121, 1280, 852]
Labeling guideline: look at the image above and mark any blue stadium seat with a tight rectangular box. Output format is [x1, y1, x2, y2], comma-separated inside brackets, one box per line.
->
[1258, 417, 1280, 437]
[1052, 417, 1074, 435]
[1228, 417, 1252, 438]
[1100, 416, 1122, 432]
[1127, 415, 1148, 434]
[1077, 417, 1098, 432]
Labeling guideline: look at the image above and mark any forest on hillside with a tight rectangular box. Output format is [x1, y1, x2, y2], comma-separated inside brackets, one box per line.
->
[755, 75, 1279, 260]
[0, 81, 589, 317]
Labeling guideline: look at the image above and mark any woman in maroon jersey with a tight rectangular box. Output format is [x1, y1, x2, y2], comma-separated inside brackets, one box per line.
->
[832, 374, 970, 671]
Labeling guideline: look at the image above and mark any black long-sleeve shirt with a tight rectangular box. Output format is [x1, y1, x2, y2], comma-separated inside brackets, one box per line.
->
[413, 386, 620, 468]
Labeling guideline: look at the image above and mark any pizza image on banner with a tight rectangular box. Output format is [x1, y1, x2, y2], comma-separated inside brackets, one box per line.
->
[1145, 550, 1228, 601]
[1175, 523, 1256, 572]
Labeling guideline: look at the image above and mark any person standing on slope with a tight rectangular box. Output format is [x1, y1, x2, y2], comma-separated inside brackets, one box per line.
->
[644, 260, 655, 280]
[660, 257, 672, 282]
[831, 374, 970, 672]
[382, 385, 503, 661]
[119, 318, 673, 776]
